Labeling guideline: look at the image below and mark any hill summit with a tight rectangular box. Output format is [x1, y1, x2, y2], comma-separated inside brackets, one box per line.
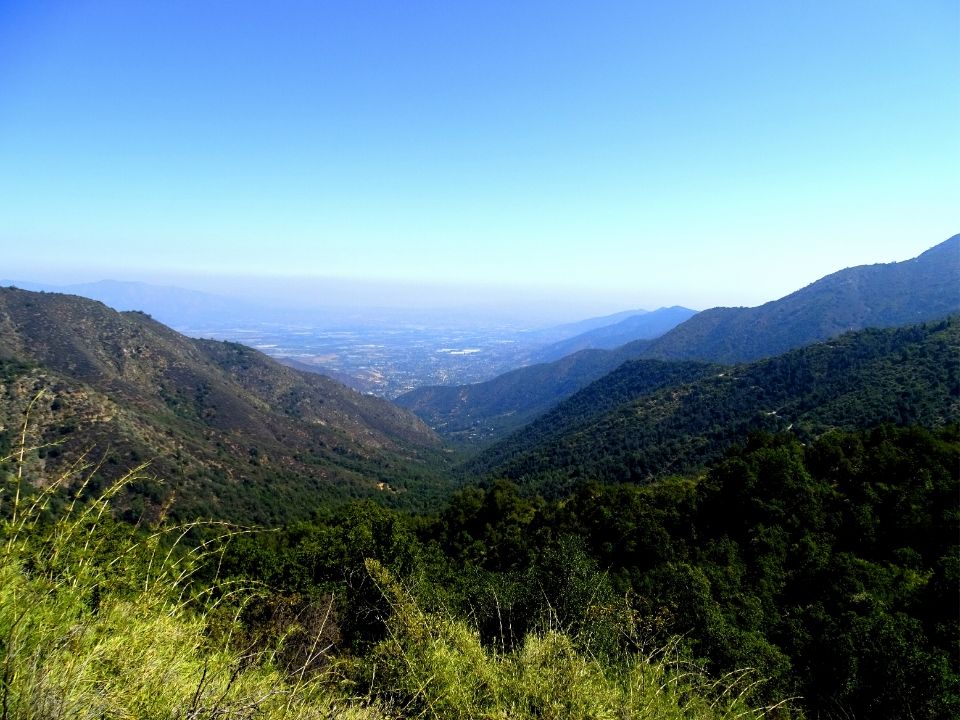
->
[631, 234, 960, 362]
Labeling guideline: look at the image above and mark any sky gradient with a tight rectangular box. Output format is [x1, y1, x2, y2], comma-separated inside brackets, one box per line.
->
[0, 1, 956, 315]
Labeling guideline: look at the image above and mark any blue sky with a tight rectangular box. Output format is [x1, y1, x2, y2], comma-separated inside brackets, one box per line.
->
[0, 1, 956, 314]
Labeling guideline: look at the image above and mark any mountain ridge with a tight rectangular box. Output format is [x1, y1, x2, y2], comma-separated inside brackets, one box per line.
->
[626, 234, 960, 362]
[398, 235, 960, 444]
[0, 286, 449, 524]
[531, 305, 697, 362]
[465, 317, 960, 495]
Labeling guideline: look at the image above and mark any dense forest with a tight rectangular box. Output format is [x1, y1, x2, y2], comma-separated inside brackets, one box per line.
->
[3, 423, 955, 718]
[209, 424, 957, 719]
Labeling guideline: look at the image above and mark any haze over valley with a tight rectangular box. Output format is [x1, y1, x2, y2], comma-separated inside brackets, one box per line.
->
[8, 234, 956, 402]
[3, 276, 701, 396]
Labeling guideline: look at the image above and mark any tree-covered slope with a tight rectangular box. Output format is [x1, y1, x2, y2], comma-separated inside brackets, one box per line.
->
[399, 236, 960, 446]
[218, 425, 959, 720]
[467, 318, 959, 494]
[394, 347, 640, 444]
[0, 286, 450, 523]
[0, 468, 786, 720]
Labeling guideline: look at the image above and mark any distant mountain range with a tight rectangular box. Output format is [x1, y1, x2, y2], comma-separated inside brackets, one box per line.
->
[530, 306, 698, 362]
[398, 236, 960, 444]
[629, 234, 960, 363]
[0, 279, 263, 330]
[517, 307, 650, 344]
[0, 287, 448, 524]
[465, 317, 960, 495]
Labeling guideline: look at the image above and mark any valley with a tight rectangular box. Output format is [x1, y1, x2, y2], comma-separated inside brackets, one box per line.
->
[176, 319, 543, 397]
[3, 280, 696, 399]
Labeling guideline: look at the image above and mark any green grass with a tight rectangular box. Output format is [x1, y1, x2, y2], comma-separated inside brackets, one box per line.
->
[363, 558, 791, 719]
[0, 447, 360, 720]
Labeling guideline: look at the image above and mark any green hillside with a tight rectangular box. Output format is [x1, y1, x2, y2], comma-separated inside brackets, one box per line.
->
[468, 318, 959, 494]
[211, 424, 958, 720]
[395, 347, 642, 444]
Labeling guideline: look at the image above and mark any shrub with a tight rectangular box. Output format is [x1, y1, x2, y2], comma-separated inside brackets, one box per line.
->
[0, 456, 368, 719]
[364, 558, 791, 720]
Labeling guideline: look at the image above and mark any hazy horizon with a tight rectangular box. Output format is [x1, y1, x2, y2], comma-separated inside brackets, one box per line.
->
[3, 232, 954, 326]
[2, 270, 678, 326]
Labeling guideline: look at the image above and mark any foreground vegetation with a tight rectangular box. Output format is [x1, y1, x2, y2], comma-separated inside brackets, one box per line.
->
[0, 455, 782, 718]
[219, 425, 959, 720]
[2, 416, 955, 718]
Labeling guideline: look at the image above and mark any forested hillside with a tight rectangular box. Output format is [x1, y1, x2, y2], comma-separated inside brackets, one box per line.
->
[469, 318, 959, 494]
[215, 424, 958, 720]
[396, 350, 705, 446]
[395, 346, 650, 443]
[0, 287, 449, 523]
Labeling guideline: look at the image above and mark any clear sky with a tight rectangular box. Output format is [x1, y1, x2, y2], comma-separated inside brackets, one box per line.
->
[0, 1, 956, 315]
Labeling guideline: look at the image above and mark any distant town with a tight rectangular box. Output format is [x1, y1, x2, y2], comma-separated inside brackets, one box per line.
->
[179, 321, 541, 397]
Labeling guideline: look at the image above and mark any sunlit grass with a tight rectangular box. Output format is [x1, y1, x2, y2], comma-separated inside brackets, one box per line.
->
[364, 558, 791, 719]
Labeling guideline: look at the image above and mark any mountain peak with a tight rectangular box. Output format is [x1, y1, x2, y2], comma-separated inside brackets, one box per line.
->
[637, 236, 960, 363]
